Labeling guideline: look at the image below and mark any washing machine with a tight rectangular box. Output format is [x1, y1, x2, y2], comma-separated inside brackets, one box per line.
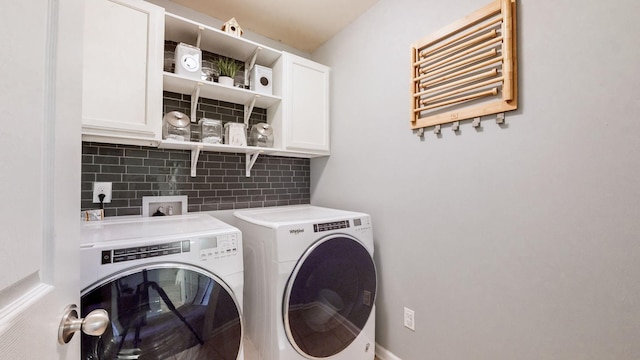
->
[234, 205, 376, 360]
[80, 214, 244, 360]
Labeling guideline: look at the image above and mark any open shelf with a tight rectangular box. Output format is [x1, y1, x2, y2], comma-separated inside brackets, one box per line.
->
[165, 12, 282, 67]
[163, 72, 281, 109]
[158, 140, 327, 177]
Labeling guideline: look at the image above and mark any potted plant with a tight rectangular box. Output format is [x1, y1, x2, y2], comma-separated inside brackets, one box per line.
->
[215, 57, 242, 87]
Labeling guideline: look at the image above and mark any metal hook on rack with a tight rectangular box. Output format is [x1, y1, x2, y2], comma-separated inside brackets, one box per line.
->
[451, 121, 460, 132]
[472, 117, 481, 127]
[496, 113, 505, 124]
[433, 125, 441, 134]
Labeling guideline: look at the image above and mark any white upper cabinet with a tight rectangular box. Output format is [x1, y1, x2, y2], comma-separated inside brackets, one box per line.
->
[271, 52, 331, 154]
[79, 1, 331, 173]
[81, 0, 164, 146]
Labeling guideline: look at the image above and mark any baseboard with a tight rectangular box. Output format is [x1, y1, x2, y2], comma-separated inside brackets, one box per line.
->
[375, 343, 402, 360]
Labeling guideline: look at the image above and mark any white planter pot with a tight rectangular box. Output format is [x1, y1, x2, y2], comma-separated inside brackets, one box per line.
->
[218, 76, 234, 87]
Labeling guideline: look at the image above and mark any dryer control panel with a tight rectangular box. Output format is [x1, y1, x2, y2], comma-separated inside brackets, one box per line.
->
[313, 217, 372, 233]
[313, 220, 350, 232]
[353, 216, 372, 234]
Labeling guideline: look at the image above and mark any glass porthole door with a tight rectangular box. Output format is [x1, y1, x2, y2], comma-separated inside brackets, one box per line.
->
[283, 236, 377, 358]
[81, 264, 242, 360]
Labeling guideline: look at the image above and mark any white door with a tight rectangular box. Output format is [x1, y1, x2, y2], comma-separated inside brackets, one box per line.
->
[0, 0, 85, 358]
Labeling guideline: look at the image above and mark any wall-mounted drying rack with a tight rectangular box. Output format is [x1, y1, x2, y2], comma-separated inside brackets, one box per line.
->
[411, 0, 518, 133]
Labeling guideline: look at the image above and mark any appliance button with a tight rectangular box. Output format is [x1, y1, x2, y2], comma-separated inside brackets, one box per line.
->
[101, 251, 112, 264]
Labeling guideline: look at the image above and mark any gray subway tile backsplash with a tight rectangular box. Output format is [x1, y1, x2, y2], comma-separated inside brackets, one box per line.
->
[81, 90, 310, 217]
[82, 142, 311, 216]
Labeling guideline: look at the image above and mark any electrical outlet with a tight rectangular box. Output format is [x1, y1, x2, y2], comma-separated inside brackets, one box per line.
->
[93, 182, 112, 204]
[404, 307, 415, 331]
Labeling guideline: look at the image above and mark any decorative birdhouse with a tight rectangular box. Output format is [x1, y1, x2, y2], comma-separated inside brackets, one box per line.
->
[222, 17, 243, 37]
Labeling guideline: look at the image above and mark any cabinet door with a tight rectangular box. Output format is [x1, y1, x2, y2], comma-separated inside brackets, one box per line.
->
[282, 53, 330, 153]
[82, 0, 163, 145]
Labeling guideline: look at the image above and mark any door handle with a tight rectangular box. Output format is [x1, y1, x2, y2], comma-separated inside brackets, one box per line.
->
[58, 304, 109, 344]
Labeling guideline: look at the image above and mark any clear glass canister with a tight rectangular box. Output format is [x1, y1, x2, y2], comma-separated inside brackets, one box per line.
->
[248, 122, 274, 147]
[199, 118, 222, 144]
[162, 111, 191, 142]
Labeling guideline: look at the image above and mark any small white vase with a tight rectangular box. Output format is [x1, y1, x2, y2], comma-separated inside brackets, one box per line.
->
[218, 76, 234, 87]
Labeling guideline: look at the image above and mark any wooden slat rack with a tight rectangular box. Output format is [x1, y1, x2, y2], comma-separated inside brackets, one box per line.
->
[411, 0, 518, 131]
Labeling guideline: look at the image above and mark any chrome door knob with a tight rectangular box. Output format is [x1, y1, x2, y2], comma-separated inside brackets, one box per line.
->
[58, 304, 109, 344]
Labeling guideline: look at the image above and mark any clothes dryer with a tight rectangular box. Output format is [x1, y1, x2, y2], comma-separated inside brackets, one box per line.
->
[80, 214, 244, 360]
[234, 205, 376, 360]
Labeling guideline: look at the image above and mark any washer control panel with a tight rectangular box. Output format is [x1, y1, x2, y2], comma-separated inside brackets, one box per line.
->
[102, 240, 190, 265]
[199, 232, 239, 260]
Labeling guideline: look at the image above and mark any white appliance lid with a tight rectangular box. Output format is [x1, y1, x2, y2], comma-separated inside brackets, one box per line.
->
[234, 205, 366, 228]
[81, 214, 237, 244]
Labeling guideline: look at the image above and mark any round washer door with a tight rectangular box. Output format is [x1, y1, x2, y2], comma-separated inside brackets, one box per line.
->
[283, 235, 377, 358]
[81, 263, 242, 360]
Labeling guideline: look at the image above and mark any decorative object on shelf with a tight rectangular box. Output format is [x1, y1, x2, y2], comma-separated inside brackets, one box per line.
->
[162, 111, 191, 142]
[201, 59, 216, 81]
[250, 65, 273, 95]
[410, 0, 517, 133]
[174, 43, 202, 80]
[248, 123, 274, 147]
[221, 17, 243, 37]
[199, 118, 222, 144]
[224, 122, 247, 146]
[215, 56, 242, 87]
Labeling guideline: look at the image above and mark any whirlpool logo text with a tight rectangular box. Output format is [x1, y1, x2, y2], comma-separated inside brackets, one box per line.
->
[289, 229, 305, 235]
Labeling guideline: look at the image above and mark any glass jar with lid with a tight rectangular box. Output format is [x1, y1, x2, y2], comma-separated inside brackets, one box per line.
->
[199, 118, 222, 144]
[162, 111, 191, 142]
[248, 123, 274, 147]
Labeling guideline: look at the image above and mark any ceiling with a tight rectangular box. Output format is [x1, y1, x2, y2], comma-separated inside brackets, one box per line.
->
[169, 0, 380, 53]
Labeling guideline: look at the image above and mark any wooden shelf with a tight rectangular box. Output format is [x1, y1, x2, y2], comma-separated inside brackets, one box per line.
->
[163, 72, 281, 109]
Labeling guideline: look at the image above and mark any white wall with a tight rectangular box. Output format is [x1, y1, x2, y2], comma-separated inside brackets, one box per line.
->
[147, 0, 309, 58]
[311, 0, 640, 358]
